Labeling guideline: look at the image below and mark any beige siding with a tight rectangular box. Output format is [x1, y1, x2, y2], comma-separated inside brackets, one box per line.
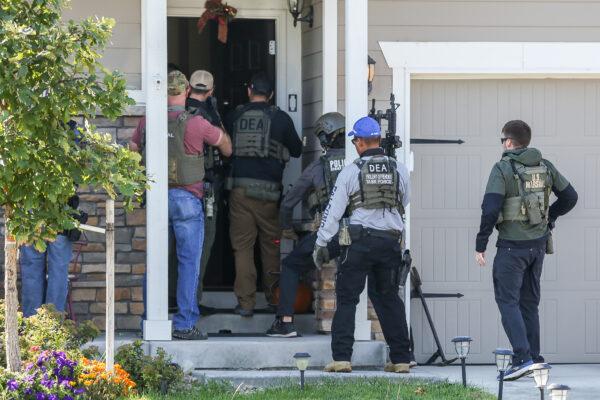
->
[63, 0, 142, 90]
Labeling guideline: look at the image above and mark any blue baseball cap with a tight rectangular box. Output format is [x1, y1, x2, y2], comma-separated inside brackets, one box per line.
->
[347, 116, 381, 138]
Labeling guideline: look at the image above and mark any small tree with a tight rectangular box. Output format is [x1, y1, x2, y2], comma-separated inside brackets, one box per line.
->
[0, 0, 147, 370]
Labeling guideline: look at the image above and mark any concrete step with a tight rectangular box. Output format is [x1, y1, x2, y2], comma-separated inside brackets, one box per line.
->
[201, 291, 270, 310]
[196, 313, 317, 334]
[149, 335, 387, 369]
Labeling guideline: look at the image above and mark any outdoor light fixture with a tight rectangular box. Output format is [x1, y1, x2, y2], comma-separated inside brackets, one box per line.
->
[451, 336, 472, 387]
[548, 384, 570, 400]
[293, 352, 311, 390]
[531, 363, 552, 400]
[368, 56, 376, 94]
[493, 348, 513, 400]
[288, 0, 314, 28]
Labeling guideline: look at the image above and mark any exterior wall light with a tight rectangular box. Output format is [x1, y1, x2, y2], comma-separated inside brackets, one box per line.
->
[368, 56, 376, 94]
[451, 336, 472, 387]
[293, 352, 311, 390]
[493, 348, 514, 400]
[288, 0, 314, 28]
[531, 363, 552, 400]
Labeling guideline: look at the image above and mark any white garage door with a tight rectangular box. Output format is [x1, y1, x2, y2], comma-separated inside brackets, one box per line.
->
[409, 79, 600, 364]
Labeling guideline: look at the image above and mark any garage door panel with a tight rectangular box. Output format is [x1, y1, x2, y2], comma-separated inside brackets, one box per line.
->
[410, 79, 600, 363]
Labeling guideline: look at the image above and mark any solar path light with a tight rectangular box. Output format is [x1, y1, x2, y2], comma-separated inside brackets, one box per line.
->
[451, 336, 472, 387]
[548, 384, 570, 400]
[293, 353, 311, 390]
[531, 363, 552, 400]
[493, 348, 513, 400]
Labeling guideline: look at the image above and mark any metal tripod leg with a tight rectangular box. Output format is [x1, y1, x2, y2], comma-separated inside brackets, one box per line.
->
[418, 287, 458, 366]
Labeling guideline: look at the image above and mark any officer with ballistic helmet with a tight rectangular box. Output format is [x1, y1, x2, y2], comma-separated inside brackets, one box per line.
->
[475, 120, 578, 380]
[313, 116, 412, 373]
[225, 72, 303, 316]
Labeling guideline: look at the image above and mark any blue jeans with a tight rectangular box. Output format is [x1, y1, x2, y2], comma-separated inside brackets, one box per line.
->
[169, 189, 204, 330]
[19, 234, 73, 317]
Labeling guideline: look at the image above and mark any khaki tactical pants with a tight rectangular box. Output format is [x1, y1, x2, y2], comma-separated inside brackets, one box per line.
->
[229, 187, 280, 310]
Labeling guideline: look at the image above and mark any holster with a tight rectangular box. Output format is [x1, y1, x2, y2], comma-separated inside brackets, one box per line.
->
[398, 249, 412, 287]
[338, 219, 352, 246]
[546, 231, 554, 255]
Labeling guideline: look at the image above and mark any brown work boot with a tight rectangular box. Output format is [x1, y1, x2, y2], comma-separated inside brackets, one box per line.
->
[324, 361, 352, 373]
[384, 362, 410, 373]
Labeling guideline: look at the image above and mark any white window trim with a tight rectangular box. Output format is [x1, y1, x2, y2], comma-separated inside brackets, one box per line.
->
[379, 41, 600, 328]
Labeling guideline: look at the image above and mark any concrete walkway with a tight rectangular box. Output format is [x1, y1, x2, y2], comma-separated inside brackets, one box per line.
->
[195, 364, 600, 399]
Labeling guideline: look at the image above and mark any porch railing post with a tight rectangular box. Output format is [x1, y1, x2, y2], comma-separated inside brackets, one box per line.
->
[105, 199, 115, 371]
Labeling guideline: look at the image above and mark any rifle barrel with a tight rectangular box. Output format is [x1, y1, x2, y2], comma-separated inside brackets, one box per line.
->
[410, 139, 465, 144]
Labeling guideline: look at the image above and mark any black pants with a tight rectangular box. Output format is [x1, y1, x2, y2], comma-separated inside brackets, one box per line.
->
[277, 232, 340, 317]
[332, 235, 411, 364]
[493, 246, 545, 365]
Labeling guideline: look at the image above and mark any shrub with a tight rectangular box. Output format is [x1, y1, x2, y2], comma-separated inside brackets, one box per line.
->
[78, 358, 136, 400]
[115, 341, 184, 394]
[0, 350, 86, 399]
[0, 302, 99, 367]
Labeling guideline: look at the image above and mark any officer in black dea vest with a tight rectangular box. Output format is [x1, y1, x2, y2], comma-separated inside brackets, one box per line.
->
[476, 120, 577, 380]
[313, 116, 412, 373]
[186, 70, 226, 304]
[225, 72, 303, 316]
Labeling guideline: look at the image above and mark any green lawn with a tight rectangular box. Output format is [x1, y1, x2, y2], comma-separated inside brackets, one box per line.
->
[134, 378, 495, 400]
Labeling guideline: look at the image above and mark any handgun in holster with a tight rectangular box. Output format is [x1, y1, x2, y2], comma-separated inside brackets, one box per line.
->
[204, 183, 215, 218]
[398, 249, 412, 287]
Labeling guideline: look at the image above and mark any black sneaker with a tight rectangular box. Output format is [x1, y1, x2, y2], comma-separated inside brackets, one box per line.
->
[234, 304, 254, 318]
[172, 327, 208, 340]
[266, 318, 298, 338]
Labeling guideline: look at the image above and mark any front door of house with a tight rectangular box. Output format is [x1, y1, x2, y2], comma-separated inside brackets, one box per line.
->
[167, 17, 277, 299]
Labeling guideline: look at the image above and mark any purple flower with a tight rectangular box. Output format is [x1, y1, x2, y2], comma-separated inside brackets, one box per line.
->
[36, 393, 46, 400]
[25, 388, 33, 395]
[7, 379, 19, 391]
[63, 396, 74, 400]
[48, 395, 59, 400]
[73, 388, 85, 395]
[40, 374, 54, 389]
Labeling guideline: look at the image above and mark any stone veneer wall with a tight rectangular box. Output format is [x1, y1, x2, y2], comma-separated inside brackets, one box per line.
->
[0, 110, 384, 340]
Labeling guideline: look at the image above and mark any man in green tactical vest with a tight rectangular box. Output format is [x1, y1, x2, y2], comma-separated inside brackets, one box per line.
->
[475, 120, 578, 380]
[224, 72, 303, 316]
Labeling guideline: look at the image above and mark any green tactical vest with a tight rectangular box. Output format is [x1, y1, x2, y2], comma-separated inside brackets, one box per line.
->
[232, 106, 289, 162]
[167, 111, 205, 186]
[347, 155, 404, 215]
[307, 152, 346, 213]
[498, 157, 552, 226]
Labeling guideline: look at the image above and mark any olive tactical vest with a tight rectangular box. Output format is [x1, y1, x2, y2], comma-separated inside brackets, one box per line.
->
[348, 155, 404, 215]
[232, 106, 289, 162]
[307, 152, 346, 213]
[498, 157, 553, 226]
[167, 111, 205, 186]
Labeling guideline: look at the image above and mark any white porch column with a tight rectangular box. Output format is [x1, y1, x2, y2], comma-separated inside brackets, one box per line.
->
[143, 0, 172, 341]
[322, 0, 337, 113]
[345, 0, 371, 341]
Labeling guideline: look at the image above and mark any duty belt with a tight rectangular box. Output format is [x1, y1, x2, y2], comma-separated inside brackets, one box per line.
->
[350, 224, 402, 241]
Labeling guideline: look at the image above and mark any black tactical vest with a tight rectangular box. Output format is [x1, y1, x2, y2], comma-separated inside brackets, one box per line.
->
[232, 105, 289, 163]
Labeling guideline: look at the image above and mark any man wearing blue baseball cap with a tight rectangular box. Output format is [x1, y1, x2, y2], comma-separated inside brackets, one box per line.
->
[313, 116, 412, 373]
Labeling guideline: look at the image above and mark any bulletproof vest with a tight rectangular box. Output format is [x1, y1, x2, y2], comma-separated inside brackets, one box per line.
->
[498, 157, 552, 226]
[167, 110, 205, 186]
[232, 106, 289, 163]
[348, 155, 404, 214]
[307, 151, 346, 213]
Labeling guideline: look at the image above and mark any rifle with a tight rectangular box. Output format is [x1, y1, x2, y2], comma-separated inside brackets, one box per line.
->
[369, 94, 401, 159]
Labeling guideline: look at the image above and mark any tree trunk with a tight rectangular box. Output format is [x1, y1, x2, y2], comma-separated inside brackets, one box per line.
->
[4, 206, 21, 371]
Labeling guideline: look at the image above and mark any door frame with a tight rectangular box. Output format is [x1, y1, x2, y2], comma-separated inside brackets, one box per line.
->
[166, 0, 302, 188]
[379, 40, 600, 335]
